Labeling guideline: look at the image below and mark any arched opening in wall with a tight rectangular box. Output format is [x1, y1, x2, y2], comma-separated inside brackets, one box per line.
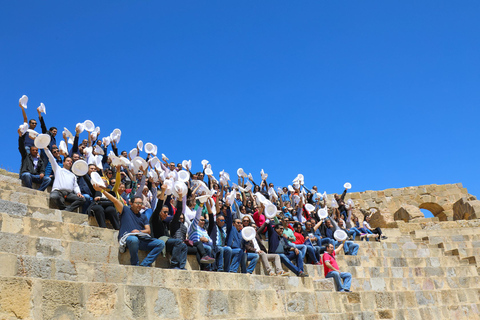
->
[419, 202, 446, 221]
[420, 209, 434, 218]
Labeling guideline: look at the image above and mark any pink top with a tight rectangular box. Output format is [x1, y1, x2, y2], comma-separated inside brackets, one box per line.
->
[253, 210, 266, 229]
[323, 251, 339, 277]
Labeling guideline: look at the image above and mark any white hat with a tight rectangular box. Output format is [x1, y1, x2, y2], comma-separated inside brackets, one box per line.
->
[94, 145, 104, 155]
[268, 187, 278, 200]
[237, 168, 245, 177]
[201, 159, 209, 169]
[344, 182, 352, 190]
[334, 230, 348, 241]
[148, 169, 158, 182]
[182, 159, 192, 170]
[260, 169, 268, 180]
[322, 191, 328, 201]
[58, 140, 68, 154]
[174, 181, 188, 195]
[196, 195, 210, 204]
[91, 132, 98, 141]
[248, 173, 253, 180]
[83, 120, 95, 132]
[19, 122, 28, 135]
[164, 180, 174, 195]
[265, 204, 277, 219]
[132, 156, 148, 172]
[112, 128, 121, 136]
[129, 148, 138, 159]
[109, 152, 122, 167]
[19, 95, 28, 108]
[76, 123, 85, 134]
[305, 203, 315, 213]
[244, 181, 253, 192]
[95, 155, 103, 170]
[241, 226, 256, 241]
[72, 160, 88, 176]
[204, 167, 213, 176]
[254, 192, 266, 206]
[63, 127, 74, 145]
[137, 140, 143, 151]
[155, 162, 162, 171]
[144, 142, 155, 154]
[347, 199, 354, 207]
[162, 153, 169, 161]
[94, 126, 100, 134]
[90, 172, 105, 187]
[34, 134, 51, 149]
[148, 156, 160, 168]
[102, 136, 111, 147]
[317, 208, 328, 219]
[119, 156, 130, 167]
[227, 189, 236, 206]
[26, 129, 38, 139]
[37, 103, 46, 114]
[288, 185, 294, 192]
[331, 198, 339, 208]
[83, 146, 93, 156]
[151, 145, 157, 156]
[177, 170, 190, 183]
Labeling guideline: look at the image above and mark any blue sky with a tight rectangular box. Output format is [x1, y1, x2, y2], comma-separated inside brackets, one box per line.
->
[1, 1, 479, 217]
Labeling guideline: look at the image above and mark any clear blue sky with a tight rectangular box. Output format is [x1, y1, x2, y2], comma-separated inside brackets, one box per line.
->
[1, 1, 479, 214]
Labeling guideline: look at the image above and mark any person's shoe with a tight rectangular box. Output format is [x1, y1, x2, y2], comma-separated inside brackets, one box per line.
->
[360, 233, 367, 239]
[200, 256, 216, 264]
[268, 271, 276, 276]
[298, 271, 308, 277]
[277, 271, 289, 276]
[381, 236, 388, 239]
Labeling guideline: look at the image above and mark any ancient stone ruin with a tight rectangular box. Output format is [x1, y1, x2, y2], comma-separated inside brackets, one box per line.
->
[0, 169, 479, 319]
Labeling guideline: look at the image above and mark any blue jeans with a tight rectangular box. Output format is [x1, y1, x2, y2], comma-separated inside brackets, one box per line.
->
[295, 244, 307, 260]
[343, 241, 359, 256]
[242, 252, 259, 274]
[326, 271, 352, 292]
[21, 172, 51, 191]
[319, 238, 335, 246]
[304, 245, 320, 263]
[216, 246, 232, 272]
[229, 248, 244, 273]
[278, 252, 303, 275]
[347, 227, 362, 240]
[126, 236, 165, 267]
[165, 238, 188, 269]
[82, 194, 93, 215]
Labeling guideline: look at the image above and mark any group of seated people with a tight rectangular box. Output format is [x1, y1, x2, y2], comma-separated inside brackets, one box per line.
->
[16, 102, 387, 291]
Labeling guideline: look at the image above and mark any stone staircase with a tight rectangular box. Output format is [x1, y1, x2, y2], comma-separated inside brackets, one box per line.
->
[0, 171, 479, 319]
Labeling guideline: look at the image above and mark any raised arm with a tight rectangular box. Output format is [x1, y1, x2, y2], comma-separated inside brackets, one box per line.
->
[334, 240, 346, 255]
[20, 103, 28, 123]
[93, 184, 124, 214]
[43, 147, 59, 173]
[38, 109, 47, 134]
[18, 130, 27, 159]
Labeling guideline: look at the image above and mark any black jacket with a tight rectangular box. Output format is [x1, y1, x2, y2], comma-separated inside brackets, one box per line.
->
[19, 135, 45, 175]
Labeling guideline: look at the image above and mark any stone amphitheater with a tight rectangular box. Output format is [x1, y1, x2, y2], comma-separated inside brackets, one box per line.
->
[0, 168, 479, 320]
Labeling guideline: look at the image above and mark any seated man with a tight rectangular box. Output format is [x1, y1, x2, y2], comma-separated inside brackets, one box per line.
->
[149, 183, 188, 269]
[93, 184, 164, 267]
[323, 241, 352, 292]
[208, 203, 232, 272]
[186, 200, 215, 265]
[322, 219, 359, 256]
[246, 222, 283, 276]
[263, 221, 308, 277]
[18, 129, 51, 191]
[44, 147, 85, 211]
[228, 216, 258, 274]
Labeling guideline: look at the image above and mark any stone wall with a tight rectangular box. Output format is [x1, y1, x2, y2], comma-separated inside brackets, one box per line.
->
[339, 183, 477, 227]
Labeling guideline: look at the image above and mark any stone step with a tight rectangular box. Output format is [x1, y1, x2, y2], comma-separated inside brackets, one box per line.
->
[0, 212, 118, 247]
[1, 275, 479, 320]
[415, 227, 480, 238]
[0, 275, 341, 320]
[335, 255, 468, 268]
[0, 252, 332, 292]
[0, 198, 88, 225]
[348, 275, 480, 292]
[304, 264, 478, 280]
[0, 212, 445, 263]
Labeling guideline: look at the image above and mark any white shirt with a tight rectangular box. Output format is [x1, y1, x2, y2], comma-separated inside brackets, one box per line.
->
[45, 149, 80, 194]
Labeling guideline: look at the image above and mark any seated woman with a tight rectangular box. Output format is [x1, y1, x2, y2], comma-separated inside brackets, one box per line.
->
[363, 215, 387, 242]
[185, 200, 216, 268]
